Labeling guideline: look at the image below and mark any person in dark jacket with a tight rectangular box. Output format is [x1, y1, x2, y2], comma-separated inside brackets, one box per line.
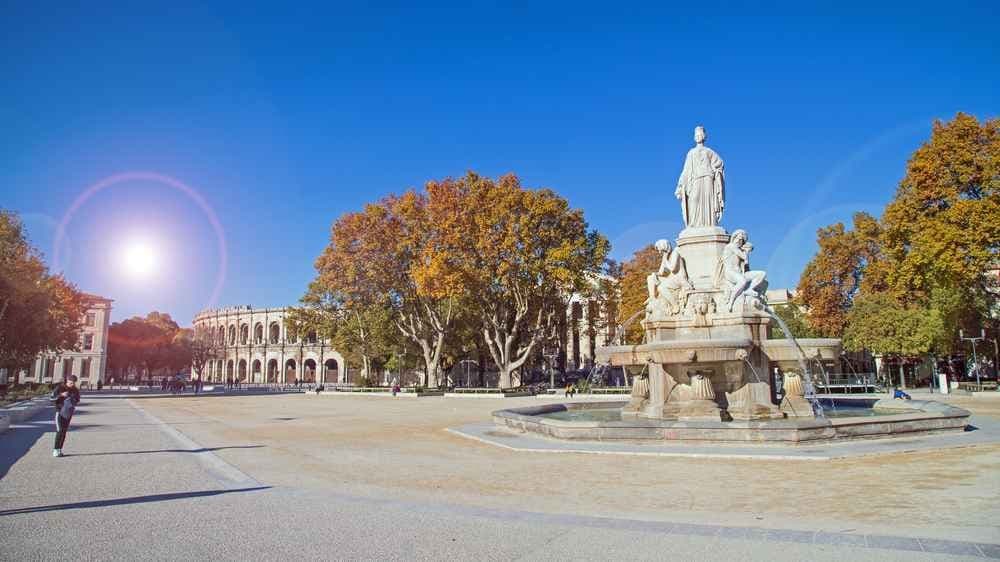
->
[51, 375, 81, 457]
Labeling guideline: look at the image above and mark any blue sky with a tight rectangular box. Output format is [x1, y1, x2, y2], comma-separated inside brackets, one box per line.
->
[2, 2, 997, 326]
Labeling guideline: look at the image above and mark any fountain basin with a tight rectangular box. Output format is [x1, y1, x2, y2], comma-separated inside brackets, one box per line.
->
[492, 399, 970, 444]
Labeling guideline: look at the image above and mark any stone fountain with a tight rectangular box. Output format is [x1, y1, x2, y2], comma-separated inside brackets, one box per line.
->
[599, 125, 838, 422]
[492, 126, 970, 443]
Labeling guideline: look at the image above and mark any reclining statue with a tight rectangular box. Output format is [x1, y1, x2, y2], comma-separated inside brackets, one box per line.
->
[716, 229, 768, 312]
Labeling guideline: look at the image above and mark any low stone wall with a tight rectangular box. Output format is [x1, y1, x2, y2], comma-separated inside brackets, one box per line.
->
[0, 397, 53, 434]
[444, 391, 533, 398]
[312, 390, 445, 398]
[493, 399, 971, 444]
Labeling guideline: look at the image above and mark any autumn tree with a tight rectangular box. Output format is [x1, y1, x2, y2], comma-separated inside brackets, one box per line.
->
[797, 113, 999, 351]
[107, 312, 184, 382]
[457, 173, 609, 388]
[881, 112, 999, 336]
[0, 210, 87, 383]
[618, 244, 659, 344]
[795, 212, 884, 337]
[311, 189, 462, 388]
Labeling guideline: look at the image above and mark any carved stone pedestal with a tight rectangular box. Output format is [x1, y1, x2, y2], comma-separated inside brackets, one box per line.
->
[725, 382, 784, 420]
[674, 373, 722, 421]
[623, 374, 650, 414]
[780, 373, 815, 418]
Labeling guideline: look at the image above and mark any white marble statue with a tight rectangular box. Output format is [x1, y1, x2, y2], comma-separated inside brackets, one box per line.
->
[646, 239, 693, 316]
[715, 229, 767, 312]
[675, 126, 725, 228]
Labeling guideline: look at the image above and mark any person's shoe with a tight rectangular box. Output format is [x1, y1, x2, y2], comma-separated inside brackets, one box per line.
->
[53, 449, 63, 458]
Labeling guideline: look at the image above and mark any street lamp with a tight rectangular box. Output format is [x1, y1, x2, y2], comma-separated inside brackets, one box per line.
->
[959, 329, 985, 390]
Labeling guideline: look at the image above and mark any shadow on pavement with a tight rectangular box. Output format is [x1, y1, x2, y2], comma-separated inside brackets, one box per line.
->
[0, 486, 271, 516]
[67, 445, 265, 457]
[0, 409, 54, 481]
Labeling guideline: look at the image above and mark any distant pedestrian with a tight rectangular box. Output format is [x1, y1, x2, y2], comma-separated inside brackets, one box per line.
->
[893, 387, 912, 400]
[392, 382, 400, 397]
[51, 375, 81, 458]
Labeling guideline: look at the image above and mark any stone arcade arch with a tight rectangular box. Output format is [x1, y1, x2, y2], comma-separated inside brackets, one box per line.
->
[267, 359, 278, 383]
[303, 358, 317, 383]
[269, 322, 280, 344]
[254, 323, 264, 345]
[228, 325, 237, 346]
[284, 359, 297, 383]
[238, 359, 247, 381]
[252, 359, 262, 383]
[323, 359, 339, 383]
[240, 324, 249, 345]
[226, 360, 234, 381]
[217, 326, 225, 346]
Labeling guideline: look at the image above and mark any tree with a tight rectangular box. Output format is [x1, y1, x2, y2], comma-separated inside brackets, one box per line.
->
[177, 327, 214, 380]
[618, 244, 659, 344]
[456, 173, 609, 388]
[881, 112, 999, 338]
[797, 113, 999, 352]
[107, 312, 184, 382]
[0, 210, 87, 383]
[287, 281, 397, 384]
[843, 293, 945, 382]
[795, 212, 883, 337]
[768, 303, 817, 339]
[312, 190, 459, 387]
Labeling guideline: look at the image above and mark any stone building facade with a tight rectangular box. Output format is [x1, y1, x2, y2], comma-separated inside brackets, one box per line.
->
[192, 306, 345, 384]
[17, 293, 112, 387]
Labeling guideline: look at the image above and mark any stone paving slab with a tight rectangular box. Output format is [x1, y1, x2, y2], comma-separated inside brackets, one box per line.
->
[1, 396, 998, 560]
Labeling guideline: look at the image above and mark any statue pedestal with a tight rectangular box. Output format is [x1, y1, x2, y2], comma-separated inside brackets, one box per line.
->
[675, 228, 730, 290]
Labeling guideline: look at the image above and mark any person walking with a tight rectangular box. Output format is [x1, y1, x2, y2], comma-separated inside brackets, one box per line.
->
[51, 375, 81, 458]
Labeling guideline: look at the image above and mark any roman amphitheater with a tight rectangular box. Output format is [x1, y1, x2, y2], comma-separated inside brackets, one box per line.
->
[192, 306, 345, 384]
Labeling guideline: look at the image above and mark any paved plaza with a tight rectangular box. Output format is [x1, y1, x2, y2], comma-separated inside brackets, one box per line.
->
[2, 392, 999, 561]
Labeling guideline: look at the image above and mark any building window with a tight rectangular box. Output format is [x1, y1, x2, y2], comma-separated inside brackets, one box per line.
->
[84, 334, 94, 351]
[44, 358, 55, 379]
[85, 312, 96, 327]
[81, 358, 92, 378]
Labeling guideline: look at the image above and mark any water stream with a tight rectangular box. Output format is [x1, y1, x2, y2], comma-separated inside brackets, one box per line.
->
[763, 305, 825, 418]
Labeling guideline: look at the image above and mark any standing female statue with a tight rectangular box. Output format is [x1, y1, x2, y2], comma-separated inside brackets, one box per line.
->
[675, 126, 725, 228]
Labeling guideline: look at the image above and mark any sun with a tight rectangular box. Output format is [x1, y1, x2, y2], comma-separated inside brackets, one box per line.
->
[120, 238, 159, 279]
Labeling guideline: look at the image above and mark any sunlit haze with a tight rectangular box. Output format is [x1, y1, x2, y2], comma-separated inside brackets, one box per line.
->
[119, 238, 159, 280]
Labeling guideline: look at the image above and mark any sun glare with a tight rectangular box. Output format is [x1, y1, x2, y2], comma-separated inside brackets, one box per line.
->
[120, 238, 158, 279]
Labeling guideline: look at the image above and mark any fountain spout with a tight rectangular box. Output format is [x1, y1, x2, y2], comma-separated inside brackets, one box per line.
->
[763, 305, 825, 418]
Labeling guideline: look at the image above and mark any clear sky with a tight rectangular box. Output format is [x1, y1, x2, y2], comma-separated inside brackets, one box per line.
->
[2, 2, 997, 326]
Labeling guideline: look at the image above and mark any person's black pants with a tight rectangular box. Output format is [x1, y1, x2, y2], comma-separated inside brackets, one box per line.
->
[54, 413, 72, 449]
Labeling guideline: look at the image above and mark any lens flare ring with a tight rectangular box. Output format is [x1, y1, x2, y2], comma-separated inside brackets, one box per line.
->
[54, 171, 228, 310]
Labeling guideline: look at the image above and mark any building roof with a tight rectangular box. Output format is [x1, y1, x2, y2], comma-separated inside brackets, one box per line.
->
[80, 292, 114, 303]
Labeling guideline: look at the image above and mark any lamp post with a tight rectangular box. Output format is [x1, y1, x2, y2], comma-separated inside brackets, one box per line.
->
[960, 329, 985, 390]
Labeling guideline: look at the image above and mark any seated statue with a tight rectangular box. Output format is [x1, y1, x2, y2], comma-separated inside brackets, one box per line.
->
[715, 229, 767, 312]
[646, 239, 693, 316]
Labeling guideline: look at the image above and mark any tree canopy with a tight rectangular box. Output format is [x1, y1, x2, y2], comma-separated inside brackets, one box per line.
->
[0, 210, 87, 382]
[304, 171, 607, 388]
[797, 113, 999, 358]
[107, 312, 190, 381]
